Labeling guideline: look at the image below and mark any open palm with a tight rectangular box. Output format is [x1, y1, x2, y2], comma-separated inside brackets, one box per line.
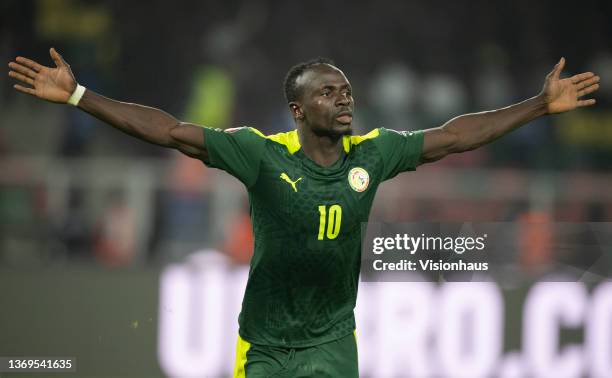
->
[542, 57, 599, 114]
[8, 48, 76, 103]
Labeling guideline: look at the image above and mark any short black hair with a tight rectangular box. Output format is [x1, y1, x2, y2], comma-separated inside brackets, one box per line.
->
[284, 57, 336, 103]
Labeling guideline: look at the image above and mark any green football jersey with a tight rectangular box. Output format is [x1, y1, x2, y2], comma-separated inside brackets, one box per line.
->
[202, 126, 423, 347]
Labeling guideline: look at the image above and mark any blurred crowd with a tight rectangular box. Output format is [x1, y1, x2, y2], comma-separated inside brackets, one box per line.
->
[1, 0, 611, 269]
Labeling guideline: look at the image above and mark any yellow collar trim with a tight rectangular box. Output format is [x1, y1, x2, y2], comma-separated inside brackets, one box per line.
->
[343, 128, 380, 152]
[266, 129, 301, 154]
[251, 127, 379, 155]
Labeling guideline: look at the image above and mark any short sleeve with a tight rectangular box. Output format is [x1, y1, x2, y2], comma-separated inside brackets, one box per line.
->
[373, 127, 424, 181]
[202, 127, 267, 188]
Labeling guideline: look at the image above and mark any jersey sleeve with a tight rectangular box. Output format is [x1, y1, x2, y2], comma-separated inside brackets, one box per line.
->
[202, 126, 267, 188]
[373, 127, 424, 181]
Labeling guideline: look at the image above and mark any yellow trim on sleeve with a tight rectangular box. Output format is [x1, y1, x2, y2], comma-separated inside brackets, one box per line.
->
[233, 334, 251, 378]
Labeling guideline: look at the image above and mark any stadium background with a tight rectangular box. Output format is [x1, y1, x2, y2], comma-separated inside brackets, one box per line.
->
[1, 0, 611, 377]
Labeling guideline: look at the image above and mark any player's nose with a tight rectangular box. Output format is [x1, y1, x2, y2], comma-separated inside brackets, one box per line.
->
[336, 94, 351, 106]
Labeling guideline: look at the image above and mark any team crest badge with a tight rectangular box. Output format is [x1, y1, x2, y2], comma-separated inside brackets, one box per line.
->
[348, 167, 369, 192]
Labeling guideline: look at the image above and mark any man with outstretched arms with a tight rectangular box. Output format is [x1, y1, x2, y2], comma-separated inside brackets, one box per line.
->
[8, 49, 599, 377]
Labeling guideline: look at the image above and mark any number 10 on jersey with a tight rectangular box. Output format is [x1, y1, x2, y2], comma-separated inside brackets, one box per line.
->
[318, 205, 342, 240]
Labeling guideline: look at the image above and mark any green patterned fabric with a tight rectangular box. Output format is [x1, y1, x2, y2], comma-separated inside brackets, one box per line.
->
[203, 126, 423, 347]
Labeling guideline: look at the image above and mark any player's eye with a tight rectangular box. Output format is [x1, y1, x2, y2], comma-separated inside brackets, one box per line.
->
[321, 91, 331, 97]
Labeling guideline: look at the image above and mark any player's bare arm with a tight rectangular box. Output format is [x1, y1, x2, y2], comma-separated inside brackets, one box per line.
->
[419, 58, 600, 164]
[8, 48, 208, 160]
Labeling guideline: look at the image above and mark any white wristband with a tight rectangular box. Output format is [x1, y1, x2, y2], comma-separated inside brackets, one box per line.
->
[67, 84, 86, 106]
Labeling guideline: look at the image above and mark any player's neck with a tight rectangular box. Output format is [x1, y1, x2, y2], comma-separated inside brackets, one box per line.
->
[298, 127, 344, 167]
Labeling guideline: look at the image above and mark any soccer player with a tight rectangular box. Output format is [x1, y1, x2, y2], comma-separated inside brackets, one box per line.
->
[8, 49, 599, 377]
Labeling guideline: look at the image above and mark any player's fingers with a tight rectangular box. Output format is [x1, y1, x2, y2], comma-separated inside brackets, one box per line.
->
[13, 84, 36, 96]
[577, 98, 596, 107]
[8, 62, 38, 79]
[8, 70, 35, 86]
[15, 56, 42, 72]
[576, 75, 600, 90]
[570, 72, 595, 84]
[578, 84, 599, 97]
[50, 47, 68, 68]
[549, 57, 565, 80]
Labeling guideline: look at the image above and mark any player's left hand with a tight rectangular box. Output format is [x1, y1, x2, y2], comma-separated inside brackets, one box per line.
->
[541, 57, 600, 114]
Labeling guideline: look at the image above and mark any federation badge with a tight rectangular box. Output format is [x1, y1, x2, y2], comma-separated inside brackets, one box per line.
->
[348, 167, 370, 192]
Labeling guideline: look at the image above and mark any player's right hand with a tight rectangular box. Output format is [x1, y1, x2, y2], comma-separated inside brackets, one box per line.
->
[8, 47, 77, 104]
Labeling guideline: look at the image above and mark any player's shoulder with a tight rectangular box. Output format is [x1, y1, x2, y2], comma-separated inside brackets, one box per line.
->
[210, 126, 269, 144]
[262, 129, 301, 154]
[359, 127, 423, 144]
[204, 126, 269, 154]
[374, 127, 420, 138]
[344, 127, 423, 154]
[219, 126, 265, 137]
[223, 128, 300, 156]
[342, 128, 383, 153]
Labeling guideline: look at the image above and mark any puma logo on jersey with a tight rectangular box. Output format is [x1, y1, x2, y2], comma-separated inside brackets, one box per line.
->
[280, 173, 303, 192]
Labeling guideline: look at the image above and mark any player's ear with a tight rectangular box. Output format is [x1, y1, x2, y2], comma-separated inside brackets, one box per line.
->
[289, 102, 303, 120]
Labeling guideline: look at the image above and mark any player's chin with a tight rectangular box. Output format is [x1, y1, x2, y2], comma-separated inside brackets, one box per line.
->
[314, 123, 352, 137]
[332, 122, 353, 136]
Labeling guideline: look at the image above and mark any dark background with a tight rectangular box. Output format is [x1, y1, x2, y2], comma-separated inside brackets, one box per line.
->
[1, 1, 611, 377]
[1, 0, 611, 277]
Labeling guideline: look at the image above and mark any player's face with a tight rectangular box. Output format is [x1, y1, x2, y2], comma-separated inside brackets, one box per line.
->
[294, 64, 354, 136]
